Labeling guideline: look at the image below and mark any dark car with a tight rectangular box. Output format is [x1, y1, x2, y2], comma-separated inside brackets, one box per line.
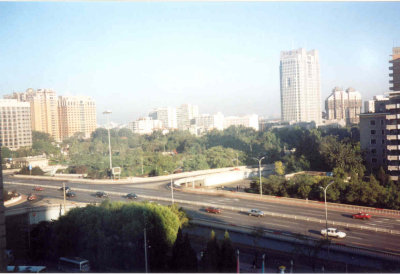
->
[66, 192, 76, 198]
[205, 207, 222, 214]
[59, 186, 71, 192]
[126, 193, 138, 199]
[95, 191, 108, 198]
[27, 194, 38, 201]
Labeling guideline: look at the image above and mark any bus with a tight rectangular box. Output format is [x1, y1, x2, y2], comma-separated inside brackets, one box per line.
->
[58, 257, 90, 272]
[7, 266, 47, 273]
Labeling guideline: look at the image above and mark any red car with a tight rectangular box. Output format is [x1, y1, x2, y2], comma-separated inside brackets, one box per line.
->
[352, 212, 371, 220]
[33, 186, 44, 191]
[27, 194, 38, 201]
[205, 207, 221, 214]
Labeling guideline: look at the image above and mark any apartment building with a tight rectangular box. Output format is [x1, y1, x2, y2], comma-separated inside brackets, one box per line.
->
[176, 104, 199, 131]
[58, 96, 97, 140]
[224, 114, 259, 131]
[389, 47, 400, 91]
[0, 99, 32, 150]
[325, 87, 362, 125]
[129, 117, 163, 135]
[280, 48, 322, 125]
[149, 107, 177, 129]
[194, 112, 224, 133]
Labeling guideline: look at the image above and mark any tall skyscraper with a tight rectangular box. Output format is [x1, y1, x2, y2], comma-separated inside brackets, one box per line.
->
[390, 47, 400, 92]
[58, 96, 97, 140]
[176, 104, 199, 131]
[0, 99, 32, 149]
[149, 107, 177, 129]
[280, 48, 322, 125]
[325, 87, 362, 125]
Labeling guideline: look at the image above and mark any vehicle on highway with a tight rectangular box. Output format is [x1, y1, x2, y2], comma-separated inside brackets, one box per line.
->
[58, 257, 90, 272]
[33, 186, 44, 191]
[66, 192, 76, 198]
[95, 191, 108, 198]
[205, 207, 222, 214]
[320, 228, 346, 238]
[248, 209, 264, 217]
[59, 186, 71, 192]
[27, 194, 38, 201]
[126, 193, 138, 199]
[352, 212, 371, 220]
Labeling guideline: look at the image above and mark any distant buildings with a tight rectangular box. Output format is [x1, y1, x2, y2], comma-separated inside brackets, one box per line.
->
[194, 112, 224, 133]
[176, 104, 199, 131]
[0, 99, 32, 150]
[128, 117, 163, 135]
[3, 89, 97, 144]
[389, 47, 400, 91]
[149, 107, 177, 130]
[280, 48, 322, 125]
[58, 96, 97, 140]
[325, 87, 362, 125]
[224, 114, 259, 131]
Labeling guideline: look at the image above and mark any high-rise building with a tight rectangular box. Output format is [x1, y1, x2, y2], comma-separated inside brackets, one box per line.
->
[58, 96, 97, 140]
[224, 114, 259, 131]
[280, 48, 322, 125]
[0, 149, 6, 271]
[176, 104, 199, 131]
[149, 107, 177, 129]
[325, 87, 362, 125]
[389, 47, 400, 91]
[4, 89, 60, 141]
[194, 112, 224, 133]
[0, 99, 32, 150]
[129, 117, 163, 135]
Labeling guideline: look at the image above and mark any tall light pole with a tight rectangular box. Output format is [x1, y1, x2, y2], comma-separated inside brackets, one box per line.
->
[163, 171, 174, 205]
[253, 156, 266, 197]
[320, 181, 335, 239]
[236, 249, 240, 274]
[103, 110, 113, 179]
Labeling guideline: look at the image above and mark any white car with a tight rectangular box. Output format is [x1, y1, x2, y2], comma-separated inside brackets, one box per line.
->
[320, 228, 346, 238]
[248, 209, 264, 217]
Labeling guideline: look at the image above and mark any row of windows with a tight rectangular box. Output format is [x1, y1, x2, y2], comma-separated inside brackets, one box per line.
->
[370, 120, 385, 126]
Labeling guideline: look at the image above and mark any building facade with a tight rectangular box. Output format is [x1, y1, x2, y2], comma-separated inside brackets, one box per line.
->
[0, 99, 32, 150]
[194, 112, 224, 133]
[325, 87, 362, 125]
[390, 47, 400, 92]
[176, 104, 199, 131]
[129, 117, 163, 135]
[280, 48, 322, 125]
[224, 114, 259, 131]
[58, 96, 97, 140]
[149, 107, 177, 129]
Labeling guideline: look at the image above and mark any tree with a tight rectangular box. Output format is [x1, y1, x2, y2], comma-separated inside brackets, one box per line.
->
[169, 228, 197, 272]
[274, 161, 285, 175]
[201, 230, 220, 272]
[219, 231, 236, 272]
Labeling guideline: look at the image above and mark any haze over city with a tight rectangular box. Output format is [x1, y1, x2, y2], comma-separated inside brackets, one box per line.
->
[1, 2, 399, 124]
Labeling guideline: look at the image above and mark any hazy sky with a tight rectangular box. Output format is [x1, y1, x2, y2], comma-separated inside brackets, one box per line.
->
[1, 2, 399, 124]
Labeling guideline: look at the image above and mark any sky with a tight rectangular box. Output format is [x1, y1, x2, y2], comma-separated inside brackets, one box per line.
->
[0, 2, 399, 125]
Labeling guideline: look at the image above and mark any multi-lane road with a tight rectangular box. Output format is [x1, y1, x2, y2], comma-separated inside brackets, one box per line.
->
[4, 175, 400, 257]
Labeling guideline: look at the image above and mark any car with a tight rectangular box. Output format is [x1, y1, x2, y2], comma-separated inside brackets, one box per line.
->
[27, 194, 38, 201]
[33, 186, 44, 191]
[95, 191, 108, 198]
[66, 192, 76, 198]
[126, 193, 138, 199]
[59, 186, 71, 192]
[205, 207, 222, 214]
[320, 228, 346, 238]
[352, 212, 371, 220]
[248, 209, 264, 217]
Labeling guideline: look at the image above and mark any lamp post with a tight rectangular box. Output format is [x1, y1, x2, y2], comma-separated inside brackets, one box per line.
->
[236, 249, 240, 273]
[103, 110, 113, 179]
[253, 156, 266, 197]
[262, 254, 266, 273]
[164, 171, 174, 205]
[320, 181, 335, 239]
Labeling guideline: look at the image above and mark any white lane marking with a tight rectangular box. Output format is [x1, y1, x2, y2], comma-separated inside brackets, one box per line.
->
[271, 223, 290, 228]
[222, 216, 233, 219]
[347, 235, 364, 240]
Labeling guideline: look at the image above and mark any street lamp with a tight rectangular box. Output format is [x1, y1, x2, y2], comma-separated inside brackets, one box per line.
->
[236, 249, 240, 274]
[103, 110, 113, 179]
[320, 181, 335, 239]
[164, 171, 174, 205]
[253, 156, 266, 197]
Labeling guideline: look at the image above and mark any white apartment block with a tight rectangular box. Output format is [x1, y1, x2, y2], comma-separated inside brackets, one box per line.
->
[129, 117, 163, 135]
[177, 104, 199, 130]
[149, 107, 177, 129]
[58, 96, 97, 140]
[194, 112, 224, 132]
[224, 114, 259, 131]
[325, 87, 362, 125]
[0, 99, 32, 150]
[280, 48, 322, 125]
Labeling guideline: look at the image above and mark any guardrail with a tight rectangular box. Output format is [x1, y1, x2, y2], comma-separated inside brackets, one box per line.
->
[6, 181, 400, 236]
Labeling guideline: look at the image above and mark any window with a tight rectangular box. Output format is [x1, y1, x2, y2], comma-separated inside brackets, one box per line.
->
[370, 120, 376, 125]
[371, 149, 377, 154]
[372, 158, 377, 163]
[382, 130, 385, 135]
[371, 130, 376, 135]
[371, 139, 376, 144]
[382, 139, 385, 144]
[381, 120, 384, 125]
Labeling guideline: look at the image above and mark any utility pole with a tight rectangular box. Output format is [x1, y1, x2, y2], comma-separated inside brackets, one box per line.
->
[171, 178, 174, 205]
[320, 181, 335, 239]
[262, 254, 265, 273]
[253, 156, 266, 197]
[236, 249, 240, 273]
[63, 182, 66, 214]
[144, 227, 148, 273]
[103, 110, 113, 180]
[141, 156, 144, 175]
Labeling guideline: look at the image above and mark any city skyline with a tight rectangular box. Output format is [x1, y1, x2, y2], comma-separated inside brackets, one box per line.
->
[1, 2, 399, 124]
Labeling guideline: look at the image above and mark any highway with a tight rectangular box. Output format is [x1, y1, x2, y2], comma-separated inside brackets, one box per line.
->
[4, 176, 400, 257]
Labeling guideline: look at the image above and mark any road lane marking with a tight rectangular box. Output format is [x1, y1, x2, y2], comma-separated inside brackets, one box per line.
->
[347, 235, 364, 240]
